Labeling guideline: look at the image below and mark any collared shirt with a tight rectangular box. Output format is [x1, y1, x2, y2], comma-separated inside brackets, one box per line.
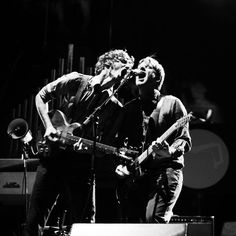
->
[115, 94, 192, 169]
[37, 72, 123, 145]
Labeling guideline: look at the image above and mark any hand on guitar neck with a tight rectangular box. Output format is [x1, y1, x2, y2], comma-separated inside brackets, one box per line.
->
[151, 139, 176, 159]
[73, 138, 90, 153]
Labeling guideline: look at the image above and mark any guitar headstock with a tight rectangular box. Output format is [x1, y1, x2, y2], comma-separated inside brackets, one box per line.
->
[176, 112, 193, 129]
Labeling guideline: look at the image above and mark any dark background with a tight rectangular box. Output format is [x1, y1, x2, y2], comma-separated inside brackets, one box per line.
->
[1, 0, 236, 235]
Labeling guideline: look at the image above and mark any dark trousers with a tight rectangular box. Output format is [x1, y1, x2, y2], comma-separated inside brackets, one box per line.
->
[118, 168, 183, 223]
[22, 156, 95, 236]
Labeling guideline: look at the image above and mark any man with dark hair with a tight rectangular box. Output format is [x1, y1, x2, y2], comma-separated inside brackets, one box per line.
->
[115, 56, 192, 223]
[23, 49, 134, 236]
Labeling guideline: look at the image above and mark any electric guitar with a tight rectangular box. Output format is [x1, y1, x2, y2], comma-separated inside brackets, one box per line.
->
[37, 110, 138, 161]
[116, 112, 193, 200]
[118, 112, 193, 179]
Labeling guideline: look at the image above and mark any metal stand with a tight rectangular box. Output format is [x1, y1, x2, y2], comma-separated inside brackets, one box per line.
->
[42, 194, 70, 236]
[79, 115, 98, 223]
[89, 115, 98, 223]
[22, 144, 30, 218]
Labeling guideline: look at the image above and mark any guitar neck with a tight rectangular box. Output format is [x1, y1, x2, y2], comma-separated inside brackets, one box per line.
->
[135, 146, 153, 165]
[135, 122, 178, 165]
[158, 123, 177, 143]
[63, 134, 118, 155]
[51, 110, 137, 160]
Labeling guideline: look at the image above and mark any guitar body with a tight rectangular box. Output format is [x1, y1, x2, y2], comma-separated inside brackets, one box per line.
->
[51, 110, 81, 138]
[36, 110, 138, 160]
[36, 110, 81, 155]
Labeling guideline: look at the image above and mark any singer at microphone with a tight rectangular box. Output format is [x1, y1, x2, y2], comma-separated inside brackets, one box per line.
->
[130, 69, 146, 78]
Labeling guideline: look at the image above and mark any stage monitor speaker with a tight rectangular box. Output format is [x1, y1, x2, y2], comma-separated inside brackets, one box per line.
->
[70, 223, 188, 236]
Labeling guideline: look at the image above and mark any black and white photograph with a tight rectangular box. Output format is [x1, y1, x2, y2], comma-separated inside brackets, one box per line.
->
[1, 1, 236, 236]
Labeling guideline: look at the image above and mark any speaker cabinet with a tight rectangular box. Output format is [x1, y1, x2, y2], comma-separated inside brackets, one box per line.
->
[0, 158, 38, 205]
[0, 172, 36, 205]
[70, 223, 188, 236]
[187, 223, 213, 236]
[170, 216, 214, 236]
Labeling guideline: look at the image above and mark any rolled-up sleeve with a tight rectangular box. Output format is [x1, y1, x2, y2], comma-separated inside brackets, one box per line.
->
[171, 98, 192, 154]
[37, 72, 84, 103]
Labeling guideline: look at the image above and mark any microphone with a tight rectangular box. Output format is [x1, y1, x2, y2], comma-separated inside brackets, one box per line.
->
[130, 69, 146, 78]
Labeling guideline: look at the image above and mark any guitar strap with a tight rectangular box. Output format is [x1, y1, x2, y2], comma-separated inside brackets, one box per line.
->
[150, 95, 164, 127]
[69, 77, 89, 119]
[74, 78, 89, 105]
[142, 95, 164, 151]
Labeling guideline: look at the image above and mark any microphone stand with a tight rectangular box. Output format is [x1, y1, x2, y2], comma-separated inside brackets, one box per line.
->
[82, 73, 131, 127]
[21, 143, 30, 220]
[81, 73, 132, 222]
[89, 115, 98, 223]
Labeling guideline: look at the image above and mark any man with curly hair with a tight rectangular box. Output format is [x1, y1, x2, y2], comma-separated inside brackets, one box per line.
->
[23, 49, 134, 236]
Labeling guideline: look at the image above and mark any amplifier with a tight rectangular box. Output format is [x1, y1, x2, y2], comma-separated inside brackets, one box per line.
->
[170, 216, 214, 236]
[0, 171, 36, 205]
